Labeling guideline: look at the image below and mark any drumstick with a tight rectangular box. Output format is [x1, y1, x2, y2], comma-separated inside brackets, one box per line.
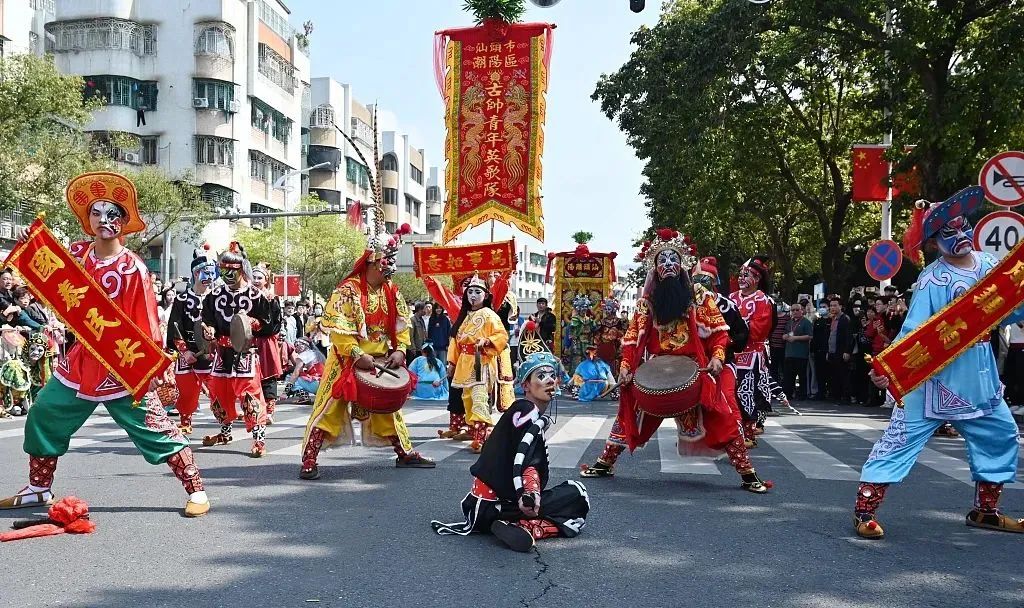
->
[374, 363, 401, 378]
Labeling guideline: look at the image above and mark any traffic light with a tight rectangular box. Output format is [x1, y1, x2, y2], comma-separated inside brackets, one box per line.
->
[630, 0, 645, 12]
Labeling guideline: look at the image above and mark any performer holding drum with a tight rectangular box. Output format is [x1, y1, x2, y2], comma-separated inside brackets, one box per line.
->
[200, 242, 275, 458]
[580, 229, 769, 494]
[166, 245, 217, 435]
[298, 224, 434, 480]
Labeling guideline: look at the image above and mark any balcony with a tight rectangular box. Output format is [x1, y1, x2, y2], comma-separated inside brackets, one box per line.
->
[195, 110, 234, 139]
[308, 128, 337, 147]
[309, 188, 343, 210]
[307, 145, 342, 170]
[383, 203, 399, 223]
[195, 55, 234, 82]
[309, 170, 339, 191]
[381, 170, 399, 190]
[250, 127, 288, 164]
[46, 17, 156, 56]
[427, 214, 443, 232]
[194, 164, 233, 189]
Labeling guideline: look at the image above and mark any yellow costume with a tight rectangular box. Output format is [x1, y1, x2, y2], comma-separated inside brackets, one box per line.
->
[496, 291, 518, 411]
[302, 277, 413, 453]
[448, 307, 509, 430]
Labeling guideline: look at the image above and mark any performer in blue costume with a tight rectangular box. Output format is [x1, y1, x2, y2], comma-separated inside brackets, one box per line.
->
[571, 346, 614, 402]
[409, 343, 449, 401]
[855, 187, 1024, 539]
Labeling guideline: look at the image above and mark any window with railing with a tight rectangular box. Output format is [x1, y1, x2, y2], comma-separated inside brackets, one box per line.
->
[346, 158, 370, 190]
[46, 19, 156, 55]
[351, 117, 373, 144]
[201, 184, 235, 212]
[381, 153, 398, 172]
[140, 136, 158, 165]
[251, 97, 292, 144]
[257, 0, 295, 41]
[194, 79, 235, 111]
[410, 164, 423, 185]
[250, 202, 275, 229]
[530, 253, 546, 266]
[257, 43, 296, 93]
[194, 23, 234, 58]
[249, 150, 290, 184]
[195, 136, 234, 166]
[30, 0, 56, 12]
[310, 104, 334, 128]
[84, 75, 158, 110]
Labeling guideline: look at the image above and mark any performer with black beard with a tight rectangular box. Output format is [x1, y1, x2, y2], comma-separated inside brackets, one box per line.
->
[579, 230, 769, 493]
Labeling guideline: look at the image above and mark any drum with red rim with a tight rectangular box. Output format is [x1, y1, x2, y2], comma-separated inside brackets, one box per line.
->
[353, 358, 415, 414]
[632, 355, 703, 417]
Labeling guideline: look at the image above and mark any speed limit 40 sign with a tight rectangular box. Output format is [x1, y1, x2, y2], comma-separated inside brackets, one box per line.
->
[973, 210, 1024, 259]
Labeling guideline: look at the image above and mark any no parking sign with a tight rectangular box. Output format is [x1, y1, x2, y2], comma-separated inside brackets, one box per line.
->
[865, 240, 902, 282]
[973, 211, 1024, 260]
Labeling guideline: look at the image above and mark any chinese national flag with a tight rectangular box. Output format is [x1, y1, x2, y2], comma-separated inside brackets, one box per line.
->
[892, 163, 921, 199]
[851, 145, 889, 202]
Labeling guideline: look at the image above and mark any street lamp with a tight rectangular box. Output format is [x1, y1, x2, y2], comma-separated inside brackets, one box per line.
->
[273, 161, 332, 298]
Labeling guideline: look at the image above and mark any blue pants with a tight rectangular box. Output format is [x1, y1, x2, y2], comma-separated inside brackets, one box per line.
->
[861, 398, 1019, 484]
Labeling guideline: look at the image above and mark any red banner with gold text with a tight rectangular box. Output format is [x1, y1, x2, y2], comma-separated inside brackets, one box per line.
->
[435, 21, 553, 243]
[870, 239, 1024, 403]
[5, 219, 171, 401]
[414, 239, 516, 277]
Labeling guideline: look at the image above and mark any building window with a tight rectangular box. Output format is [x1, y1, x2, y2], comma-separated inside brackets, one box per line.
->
[426, 186, 440, 202]
[201, 184, 235, 212]
[385, 222, 397, 234]
[256, 0, 294, 41]
[346, 158, 370, 190]
[383, 188, 398, 206]
[194, 79, 234, 111]
[140, 136, 158, 165]
[405, 198, 413, 215]
[195, 136, 233, 166]
[250, 202, 275, 229]
[46, 18, 156, 56]
[381, 153, 398, 172]
[194, 23, 233, 58]
[251, 97, 292, 144]
[249, 150, 290, 184]
[28, 32, 39, 55]
[257, 43, 296, 93]
[351, 117, 373, 144]
[410, 165, 423, 185]
[310, 104, 335, 128]
[84, 75, 158, 110]
[415, 200, 422, 219]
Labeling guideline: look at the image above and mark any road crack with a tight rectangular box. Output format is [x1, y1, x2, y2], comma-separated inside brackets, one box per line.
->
[519, 545, 556, 607]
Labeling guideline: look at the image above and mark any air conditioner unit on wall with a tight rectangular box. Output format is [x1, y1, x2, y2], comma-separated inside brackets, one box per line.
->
[123, 152, 141, 164]
[193, 97, 209, 108]
[228, 99, 241, 113]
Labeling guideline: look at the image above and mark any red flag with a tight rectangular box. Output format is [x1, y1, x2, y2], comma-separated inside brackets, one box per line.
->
[852, 145, 889, 202]
[892, 163, 921, 199]
[347, 200, 362, 229]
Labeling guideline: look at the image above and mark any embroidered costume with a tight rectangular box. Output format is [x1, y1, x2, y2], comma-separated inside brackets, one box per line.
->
[580, 229, 768, 493]
[729, 255, 786, 444]
[251, 263, 284, 424]
[166, 246, 217, 435]
[432, 352, 590, 551]
[299, 224, 435, 480]
[448, 274, 510, 453]
[0, 171, 208, 517]
[200, 243, 274, 458]
[854, 193, 1024, 539]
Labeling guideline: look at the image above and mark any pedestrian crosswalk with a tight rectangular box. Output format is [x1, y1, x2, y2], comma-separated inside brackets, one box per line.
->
[0, 403, 1020, 486]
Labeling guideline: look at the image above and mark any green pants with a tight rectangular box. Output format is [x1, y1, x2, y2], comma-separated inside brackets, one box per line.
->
[24, 379, 188, 465]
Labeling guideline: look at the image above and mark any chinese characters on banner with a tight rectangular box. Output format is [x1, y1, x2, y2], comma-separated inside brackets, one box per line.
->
[413, 240, 516, 278]
[547, 251, 617, 359]
[870, 237, 1024, 404]
[5, 219, 172, 401]
[434, 21, 554, 243]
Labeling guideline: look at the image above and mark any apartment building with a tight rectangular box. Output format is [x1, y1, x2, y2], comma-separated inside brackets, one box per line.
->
[43, 0, 310, 278]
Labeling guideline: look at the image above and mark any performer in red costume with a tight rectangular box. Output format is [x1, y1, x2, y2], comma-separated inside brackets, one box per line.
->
[0, 171, 209, 517]
[692, 257, 750, 429]
[251, 263, 283, 425]
[200, 243, 275, 458]
[730, 255, 787, 446]
[166, 245, 217, 435]
[579, 229, 769, 493]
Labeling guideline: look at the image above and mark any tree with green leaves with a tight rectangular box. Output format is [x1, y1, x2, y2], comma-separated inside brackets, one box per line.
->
[463, 0, 526, 23]
[237, 197, 367, 300]
[594, 0, 1024, 297]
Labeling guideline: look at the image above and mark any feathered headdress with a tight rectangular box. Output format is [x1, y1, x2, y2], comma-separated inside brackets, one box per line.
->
[636, 228, 698, 272]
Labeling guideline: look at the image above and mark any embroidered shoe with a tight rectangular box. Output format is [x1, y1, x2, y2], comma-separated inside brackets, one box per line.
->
[966, 509, 1024, 534]
[396, 452, 436, 468]
[299, 464, 320, 480]
[202, 433, 232, 447]
[0, 487, 54, 510]
[579, 462, 614, 478]
[854, 514, 885, 539]
[249, 442, 266, 458]
[184, 498, 210, 518]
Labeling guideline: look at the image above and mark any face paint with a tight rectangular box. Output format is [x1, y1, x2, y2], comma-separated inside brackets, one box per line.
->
[89, 201, 126, 239]
[738, 267, 759, 291]
[466, 286, 486, 308]
[655, 250, 682, 280]
[692, 272, 714, 290]
[220, 266, 242, 288]
[192, 263, 217, 291]
[526, 365, 558, 403]
[28, 344, 46, 362]
[937, 215, 974, 258]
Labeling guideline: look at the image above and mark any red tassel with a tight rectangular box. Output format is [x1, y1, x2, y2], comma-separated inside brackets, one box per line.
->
[0, 524, 65, 542]
[0, 496, 95, 542]
[902, 203, 927, 267]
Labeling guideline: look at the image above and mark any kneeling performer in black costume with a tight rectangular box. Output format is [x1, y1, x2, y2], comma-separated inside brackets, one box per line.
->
[431, 352, 590, 552]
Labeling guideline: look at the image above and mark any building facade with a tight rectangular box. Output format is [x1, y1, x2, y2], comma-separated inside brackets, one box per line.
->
[43, 0, 310, 278]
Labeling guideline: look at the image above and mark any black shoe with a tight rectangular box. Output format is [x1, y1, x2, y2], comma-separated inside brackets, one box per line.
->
[299, 465, 320, 480]
[490, 521, 535, 552]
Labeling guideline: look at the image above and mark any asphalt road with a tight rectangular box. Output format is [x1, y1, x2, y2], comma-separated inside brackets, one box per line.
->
[0, 397, 1022, 608]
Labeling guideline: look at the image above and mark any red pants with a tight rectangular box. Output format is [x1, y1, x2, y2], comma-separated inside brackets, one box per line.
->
[174, 372, 209, 419]
[208, 375, 267, 431]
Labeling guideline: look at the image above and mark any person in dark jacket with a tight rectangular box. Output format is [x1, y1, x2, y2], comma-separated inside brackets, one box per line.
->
[825, 296, 852, 405]
[535, 297, 557, 351]
[427, 304, 452, 362]
[431, 352, 590, 552]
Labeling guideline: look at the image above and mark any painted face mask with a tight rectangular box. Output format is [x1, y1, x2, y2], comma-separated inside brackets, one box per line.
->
[526, 365, 558, 402]
[936, 215, 974, 258]
[692, 272, 714, 290]
[466, 286, 486, 308]
[28, 344, 46, 362]
[220, 265, 243, 288]
[192, 263, 217, 290]
[377, 256, 397, 279]
[89, 201, 126, 239]
[655, 250, 682, 280]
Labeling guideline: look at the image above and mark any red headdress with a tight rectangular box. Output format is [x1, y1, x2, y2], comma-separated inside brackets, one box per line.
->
[693, 256, 720, 282]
